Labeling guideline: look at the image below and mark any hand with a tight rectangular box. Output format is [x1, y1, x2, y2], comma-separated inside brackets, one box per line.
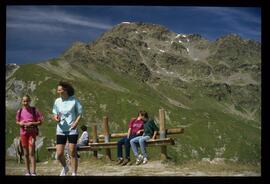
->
[19, 121, 25, 126]
[69, 122, 78, 131]
[25, 122, 33, 126]
[136, 130, 141, 135]
[53, 115, 60, 122]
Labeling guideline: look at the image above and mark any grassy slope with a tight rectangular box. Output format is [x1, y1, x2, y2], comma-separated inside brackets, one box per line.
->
[5, 62, 260, 164]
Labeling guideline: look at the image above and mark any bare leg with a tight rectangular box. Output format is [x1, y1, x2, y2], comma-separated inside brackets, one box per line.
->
[23, 147, 30, 174]
[56, 144, 66, 167]
[29, 138, 36, 174]
[69, 143, 78, 174]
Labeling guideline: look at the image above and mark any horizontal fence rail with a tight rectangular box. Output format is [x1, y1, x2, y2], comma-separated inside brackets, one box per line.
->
[46, 109, 184, 160]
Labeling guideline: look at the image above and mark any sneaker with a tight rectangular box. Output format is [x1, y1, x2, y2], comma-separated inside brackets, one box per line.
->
[142, 157, 148, 164]
[135, 155, 143, 165]
[121, 158, 130, 166]
[116, 158, 124, 165]
[31, 173, 37, 176]
[60, 166, 69, 176]
[25, 173, 31, 176]
[72, 172, 77, 176]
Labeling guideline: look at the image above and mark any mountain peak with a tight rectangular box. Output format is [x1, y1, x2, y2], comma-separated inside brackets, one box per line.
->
[111, 21, 170, 34]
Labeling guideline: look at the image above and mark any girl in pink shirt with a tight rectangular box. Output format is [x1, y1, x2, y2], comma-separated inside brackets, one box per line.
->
[16, 95, 43, 176]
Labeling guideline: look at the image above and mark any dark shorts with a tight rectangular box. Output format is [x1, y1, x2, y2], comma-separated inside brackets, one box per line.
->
[56, 134, 78, 145]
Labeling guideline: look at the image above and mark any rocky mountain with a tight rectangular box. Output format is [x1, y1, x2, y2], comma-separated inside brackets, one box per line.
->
[6, 22, 261, 164]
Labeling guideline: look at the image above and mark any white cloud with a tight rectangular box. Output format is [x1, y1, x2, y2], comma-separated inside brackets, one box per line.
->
[7, 6, 113, 33]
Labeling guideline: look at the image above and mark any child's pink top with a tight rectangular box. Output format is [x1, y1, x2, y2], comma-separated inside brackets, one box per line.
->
[16, 107, 43, 135]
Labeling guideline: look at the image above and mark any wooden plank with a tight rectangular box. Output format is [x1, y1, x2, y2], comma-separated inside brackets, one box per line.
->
[159, 108, 167, 160]
[98, 133, 127, 139]
[47, 138, 176, 151]
[98, 128, 184, 139]
[92, 124, 98, 159]
[146, 138, 175, 146]
[103, 116, 111, 160]
[47, 146, 57, 151]
[88, 138, 175, 149]
[78, 146, 100, 151]
[46, 146, 99, 152]
[166, 128, 184, 134]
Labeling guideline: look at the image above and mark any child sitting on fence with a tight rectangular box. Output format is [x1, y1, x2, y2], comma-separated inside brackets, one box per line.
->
[130, 114, 159, 165]
[76, 125, 89, 158]
[116, 110, 146, 166]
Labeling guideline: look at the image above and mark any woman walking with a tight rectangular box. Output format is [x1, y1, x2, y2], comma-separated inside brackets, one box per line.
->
[52, 81, 83, 176]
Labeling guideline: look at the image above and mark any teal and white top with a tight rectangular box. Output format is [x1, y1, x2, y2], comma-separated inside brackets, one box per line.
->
[52, 96, 83, 135]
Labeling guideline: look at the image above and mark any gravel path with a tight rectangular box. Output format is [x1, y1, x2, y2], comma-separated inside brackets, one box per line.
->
[5, 159, 260, 176]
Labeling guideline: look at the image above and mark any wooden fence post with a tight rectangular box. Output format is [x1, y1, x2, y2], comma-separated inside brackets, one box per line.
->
[92, 124, 98, 159]
[159, 109, 167, 160]
[103, 116, 111, 160]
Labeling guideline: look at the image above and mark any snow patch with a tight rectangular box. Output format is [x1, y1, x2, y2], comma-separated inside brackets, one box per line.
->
[159, 49, 165, 53]
[121, 22, 130, 24]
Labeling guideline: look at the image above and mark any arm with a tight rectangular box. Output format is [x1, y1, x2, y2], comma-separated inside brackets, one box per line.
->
[52, 100, 60, 122]
[127, 118, 136, 138]
[70, 98, 83, 130]
[16, 121, 25, 127]
[136, 129, 144, 135]
[16, 110, 25, 127]
[53, 114, 60, 122]
[70, 114, 82, 130]
[27, 109, 43, 126]
[152, 131, 158, 140]
[27, 120, 42, 126]
[127, 128, 131, 138]
[151, 120, 159, 139]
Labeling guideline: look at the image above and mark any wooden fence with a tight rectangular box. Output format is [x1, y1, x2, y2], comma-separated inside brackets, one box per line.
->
[47, 109, 184, 160]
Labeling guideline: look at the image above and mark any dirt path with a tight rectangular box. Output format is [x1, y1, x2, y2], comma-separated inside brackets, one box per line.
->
[5, 159, 260, 176]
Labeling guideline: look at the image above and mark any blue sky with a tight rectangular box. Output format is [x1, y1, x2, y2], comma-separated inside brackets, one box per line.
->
[6, 6, 261, 64]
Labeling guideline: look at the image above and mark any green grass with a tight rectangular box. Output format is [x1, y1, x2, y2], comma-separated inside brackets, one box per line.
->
[6, 62, 261, 165]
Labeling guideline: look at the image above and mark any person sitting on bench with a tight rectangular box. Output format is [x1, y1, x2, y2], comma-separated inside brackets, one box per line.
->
[116, 110, 146, 166]
[130, 113, 159, 165]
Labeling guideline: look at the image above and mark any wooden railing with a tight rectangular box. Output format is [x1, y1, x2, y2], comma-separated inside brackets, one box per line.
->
[47, 109, 184, 160]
